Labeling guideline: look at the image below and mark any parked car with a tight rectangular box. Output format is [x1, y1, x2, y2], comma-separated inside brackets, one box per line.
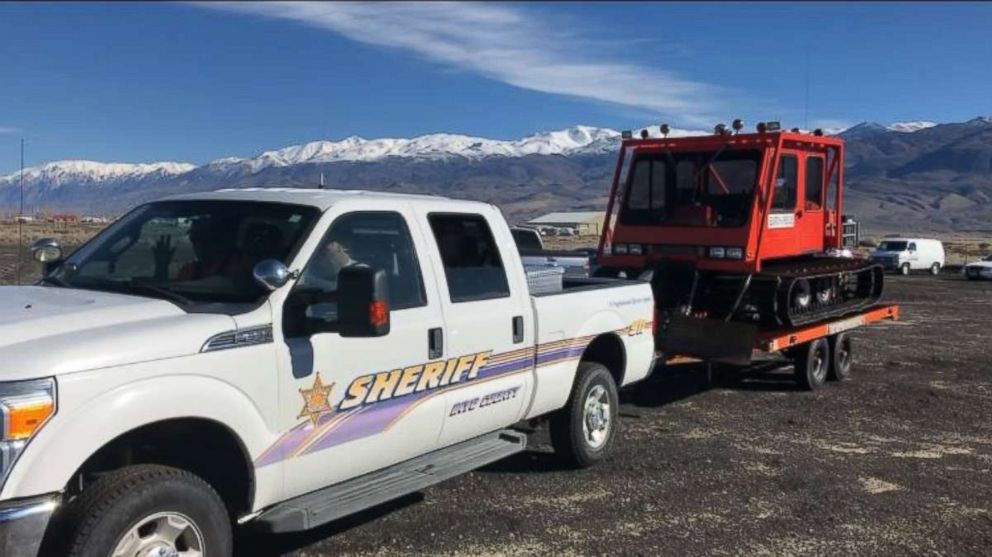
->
[512, 226, 591, 277]
[0, 189, 655, 557]
[963, 255, 992, 280]
[869, 238, 945, 275]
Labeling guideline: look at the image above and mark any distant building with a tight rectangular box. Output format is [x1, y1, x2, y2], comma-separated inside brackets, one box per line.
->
[526, 211, 604, 236]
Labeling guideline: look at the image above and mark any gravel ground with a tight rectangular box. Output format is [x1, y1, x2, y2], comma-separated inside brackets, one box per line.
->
[238, 274, 992, 557]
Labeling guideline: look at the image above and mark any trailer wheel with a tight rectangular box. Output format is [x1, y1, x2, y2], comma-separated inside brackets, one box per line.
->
[550, 362, 619, 468]
[828, 333, 853, 381]
[900, 263, 911, 275]
[793, 338, 830, 390]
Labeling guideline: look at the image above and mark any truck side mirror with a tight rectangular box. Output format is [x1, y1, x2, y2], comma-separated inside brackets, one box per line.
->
[31, 237, 63, 275]
[337, 265, 390, 338]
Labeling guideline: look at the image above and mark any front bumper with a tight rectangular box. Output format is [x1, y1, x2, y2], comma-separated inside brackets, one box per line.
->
[0, 494, 59, 557]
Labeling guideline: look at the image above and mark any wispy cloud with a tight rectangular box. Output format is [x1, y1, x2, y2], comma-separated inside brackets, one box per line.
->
[0, 127, 18, 135]
[197, 2, 724, 125]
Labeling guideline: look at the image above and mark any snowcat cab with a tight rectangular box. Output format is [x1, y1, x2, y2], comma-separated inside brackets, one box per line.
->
[595, 121, 883, 335]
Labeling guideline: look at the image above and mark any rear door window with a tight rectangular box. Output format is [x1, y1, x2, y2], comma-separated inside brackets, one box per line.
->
[428, 214, 510, 303]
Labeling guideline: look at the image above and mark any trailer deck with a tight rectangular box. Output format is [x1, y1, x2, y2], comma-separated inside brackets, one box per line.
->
[662, 303, 900, 374]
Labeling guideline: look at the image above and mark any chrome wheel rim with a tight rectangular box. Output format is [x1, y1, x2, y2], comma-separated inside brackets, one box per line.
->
[582, 384, 611, 450]
[112, 512, 204, 557]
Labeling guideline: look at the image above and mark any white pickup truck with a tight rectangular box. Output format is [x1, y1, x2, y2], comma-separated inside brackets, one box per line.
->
[0, 189, 655, 557]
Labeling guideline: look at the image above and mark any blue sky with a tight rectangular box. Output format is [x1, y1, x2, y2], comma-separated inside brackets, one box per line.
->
[1, 2, 990, 174]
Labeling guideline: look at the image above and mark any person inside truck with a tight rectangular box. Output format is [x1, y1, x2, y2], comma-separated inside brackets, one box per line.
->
[174, 216, 253, 281]
[297, 228, 357, 291]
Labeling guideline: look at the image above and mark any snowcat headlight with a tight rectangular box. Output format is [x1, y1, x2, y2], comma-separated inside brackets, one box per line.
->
[725, 247, 744, 259]
[709, 247, 726, 259]
[0, 378, 56, 487]
[613, 244, 629, 255]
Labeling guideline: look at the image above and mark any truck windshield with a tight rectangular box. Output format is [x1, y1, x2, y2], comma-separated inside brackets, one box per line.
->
[620, 149, 761, 227]
[50, 200, 320, 305]
[877, 241, 908, 251]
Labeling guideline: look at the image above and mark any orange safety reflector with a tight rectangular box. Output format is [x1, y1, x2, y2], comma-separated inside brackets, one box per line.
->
[5, 398, 54, 440]
[368, 300, 389, 327]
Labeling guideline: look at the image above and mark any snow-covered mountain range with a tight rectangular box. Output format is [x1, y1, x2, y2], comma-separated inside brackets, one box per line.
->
[0, 117, 989, 233]
[0, 120, 953, 187]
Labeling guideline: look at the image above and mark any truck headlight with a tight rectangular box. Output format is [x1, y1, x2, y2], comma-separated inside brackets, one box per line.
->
[0, 378, 56, 486]
[709, 247, 726, 259]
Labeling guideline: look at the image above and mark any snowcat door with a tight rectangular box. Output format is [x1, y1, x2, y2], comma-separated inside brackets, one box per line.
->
[798, 154, 826, 254]
[761, 151, 800, 259]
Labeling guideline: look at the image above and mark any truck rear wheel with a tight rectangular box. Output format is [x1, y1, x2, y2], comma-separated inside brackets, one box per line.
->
[828, 333, 854, 381]
[550, 362, 619, 468]
[793, 338, 830, 391]
[61, 464, 232, 557]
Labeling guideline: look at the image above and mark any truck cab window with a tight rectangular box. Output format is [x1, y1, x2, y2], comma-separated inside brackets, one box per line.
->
[295, 212, 427, 327]
[771, 154, 798, 213]
[428, 214, 510, 302]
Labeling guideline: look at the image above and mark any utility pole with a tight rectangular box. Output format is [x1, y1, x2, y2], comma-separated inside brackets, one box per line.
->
[16, 138, 24, 285]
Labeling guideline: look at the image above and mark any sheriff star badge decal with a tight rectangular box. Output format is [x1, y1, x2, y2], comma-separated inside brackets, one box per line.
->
[298, 373, 334, 427]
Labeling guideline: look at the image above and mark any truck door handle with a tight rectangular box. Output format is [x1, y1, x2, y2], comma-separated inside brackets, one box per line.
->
[428, 327, 443, 359]
[512, 316, 524, 344]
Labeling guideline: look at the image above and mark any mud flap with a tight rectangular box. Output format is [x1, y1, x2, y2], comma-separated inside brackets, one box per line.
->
[660, 316, 758, 366]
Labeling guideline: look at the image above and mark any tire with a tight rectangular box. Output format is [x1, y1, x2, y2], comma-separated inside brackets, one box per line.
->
[550, 362, 619, 468]
[900, 263, 911, 276]
[793, 338, 830, 391]
[827, 333, 853, 382]
[930, 262, 941, 275]
[61, 465, 232, 557]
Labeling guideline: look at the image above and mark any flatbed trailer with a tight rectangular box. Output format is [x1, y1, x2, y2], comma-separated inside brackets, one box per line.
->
[659, 303, 900, 389]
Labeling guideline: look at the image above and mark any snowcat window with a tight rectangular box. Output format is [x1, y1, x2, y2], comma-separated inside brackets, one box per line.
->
[805, 156, 824, 209]
[626, 159, 667, 211]
[771, 154, 798, 213]
[620, 149, 760, 227]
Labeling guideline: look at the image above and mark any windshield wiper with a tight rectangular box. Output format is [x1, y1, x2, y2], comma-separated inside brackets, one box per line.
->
[122, 282, 193, 306]
[38, 275, 69, 287]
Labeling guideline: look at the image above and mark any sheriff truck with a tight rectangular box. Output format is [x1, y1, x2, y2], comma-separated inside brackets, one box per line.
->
[0, 189, 655, 557]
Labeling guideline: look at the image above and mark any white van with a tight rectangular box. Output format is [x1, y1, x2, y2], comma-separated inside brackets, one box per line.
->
[869, 237, 945, 275]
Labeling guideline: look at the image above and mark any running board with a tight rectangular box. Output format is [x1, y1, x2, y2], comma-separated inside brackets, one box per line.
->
[254, 429, 527, 533]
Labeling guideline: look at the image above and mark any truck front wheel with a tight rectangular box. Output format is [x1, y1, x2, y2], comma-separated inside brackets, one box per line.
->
[550, 362, 619, 468]
[61, 464, 232, 557]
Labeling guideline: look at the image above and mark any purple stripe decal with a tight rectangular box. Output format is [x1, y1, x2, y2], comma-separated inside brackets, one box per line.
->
[255, 334, 608, 467]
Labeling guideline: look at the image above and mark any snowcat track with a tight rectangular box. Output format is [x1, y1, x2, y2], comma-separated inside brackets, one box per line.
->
[759, 258, 885, 328]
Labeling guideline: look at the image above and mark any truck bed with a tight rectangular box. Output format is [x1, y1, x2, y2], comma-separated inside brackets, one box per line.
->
[529, 276, 641, 297]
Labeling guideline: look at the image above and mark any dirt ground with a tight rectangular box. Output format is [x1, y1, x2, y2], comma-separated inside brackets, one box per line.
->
[3, 225, 990, 556]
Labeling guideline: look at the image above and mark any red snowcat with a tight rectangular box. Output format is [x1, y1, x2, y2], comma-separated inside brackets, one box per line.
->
[594, 121, 894, 383]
